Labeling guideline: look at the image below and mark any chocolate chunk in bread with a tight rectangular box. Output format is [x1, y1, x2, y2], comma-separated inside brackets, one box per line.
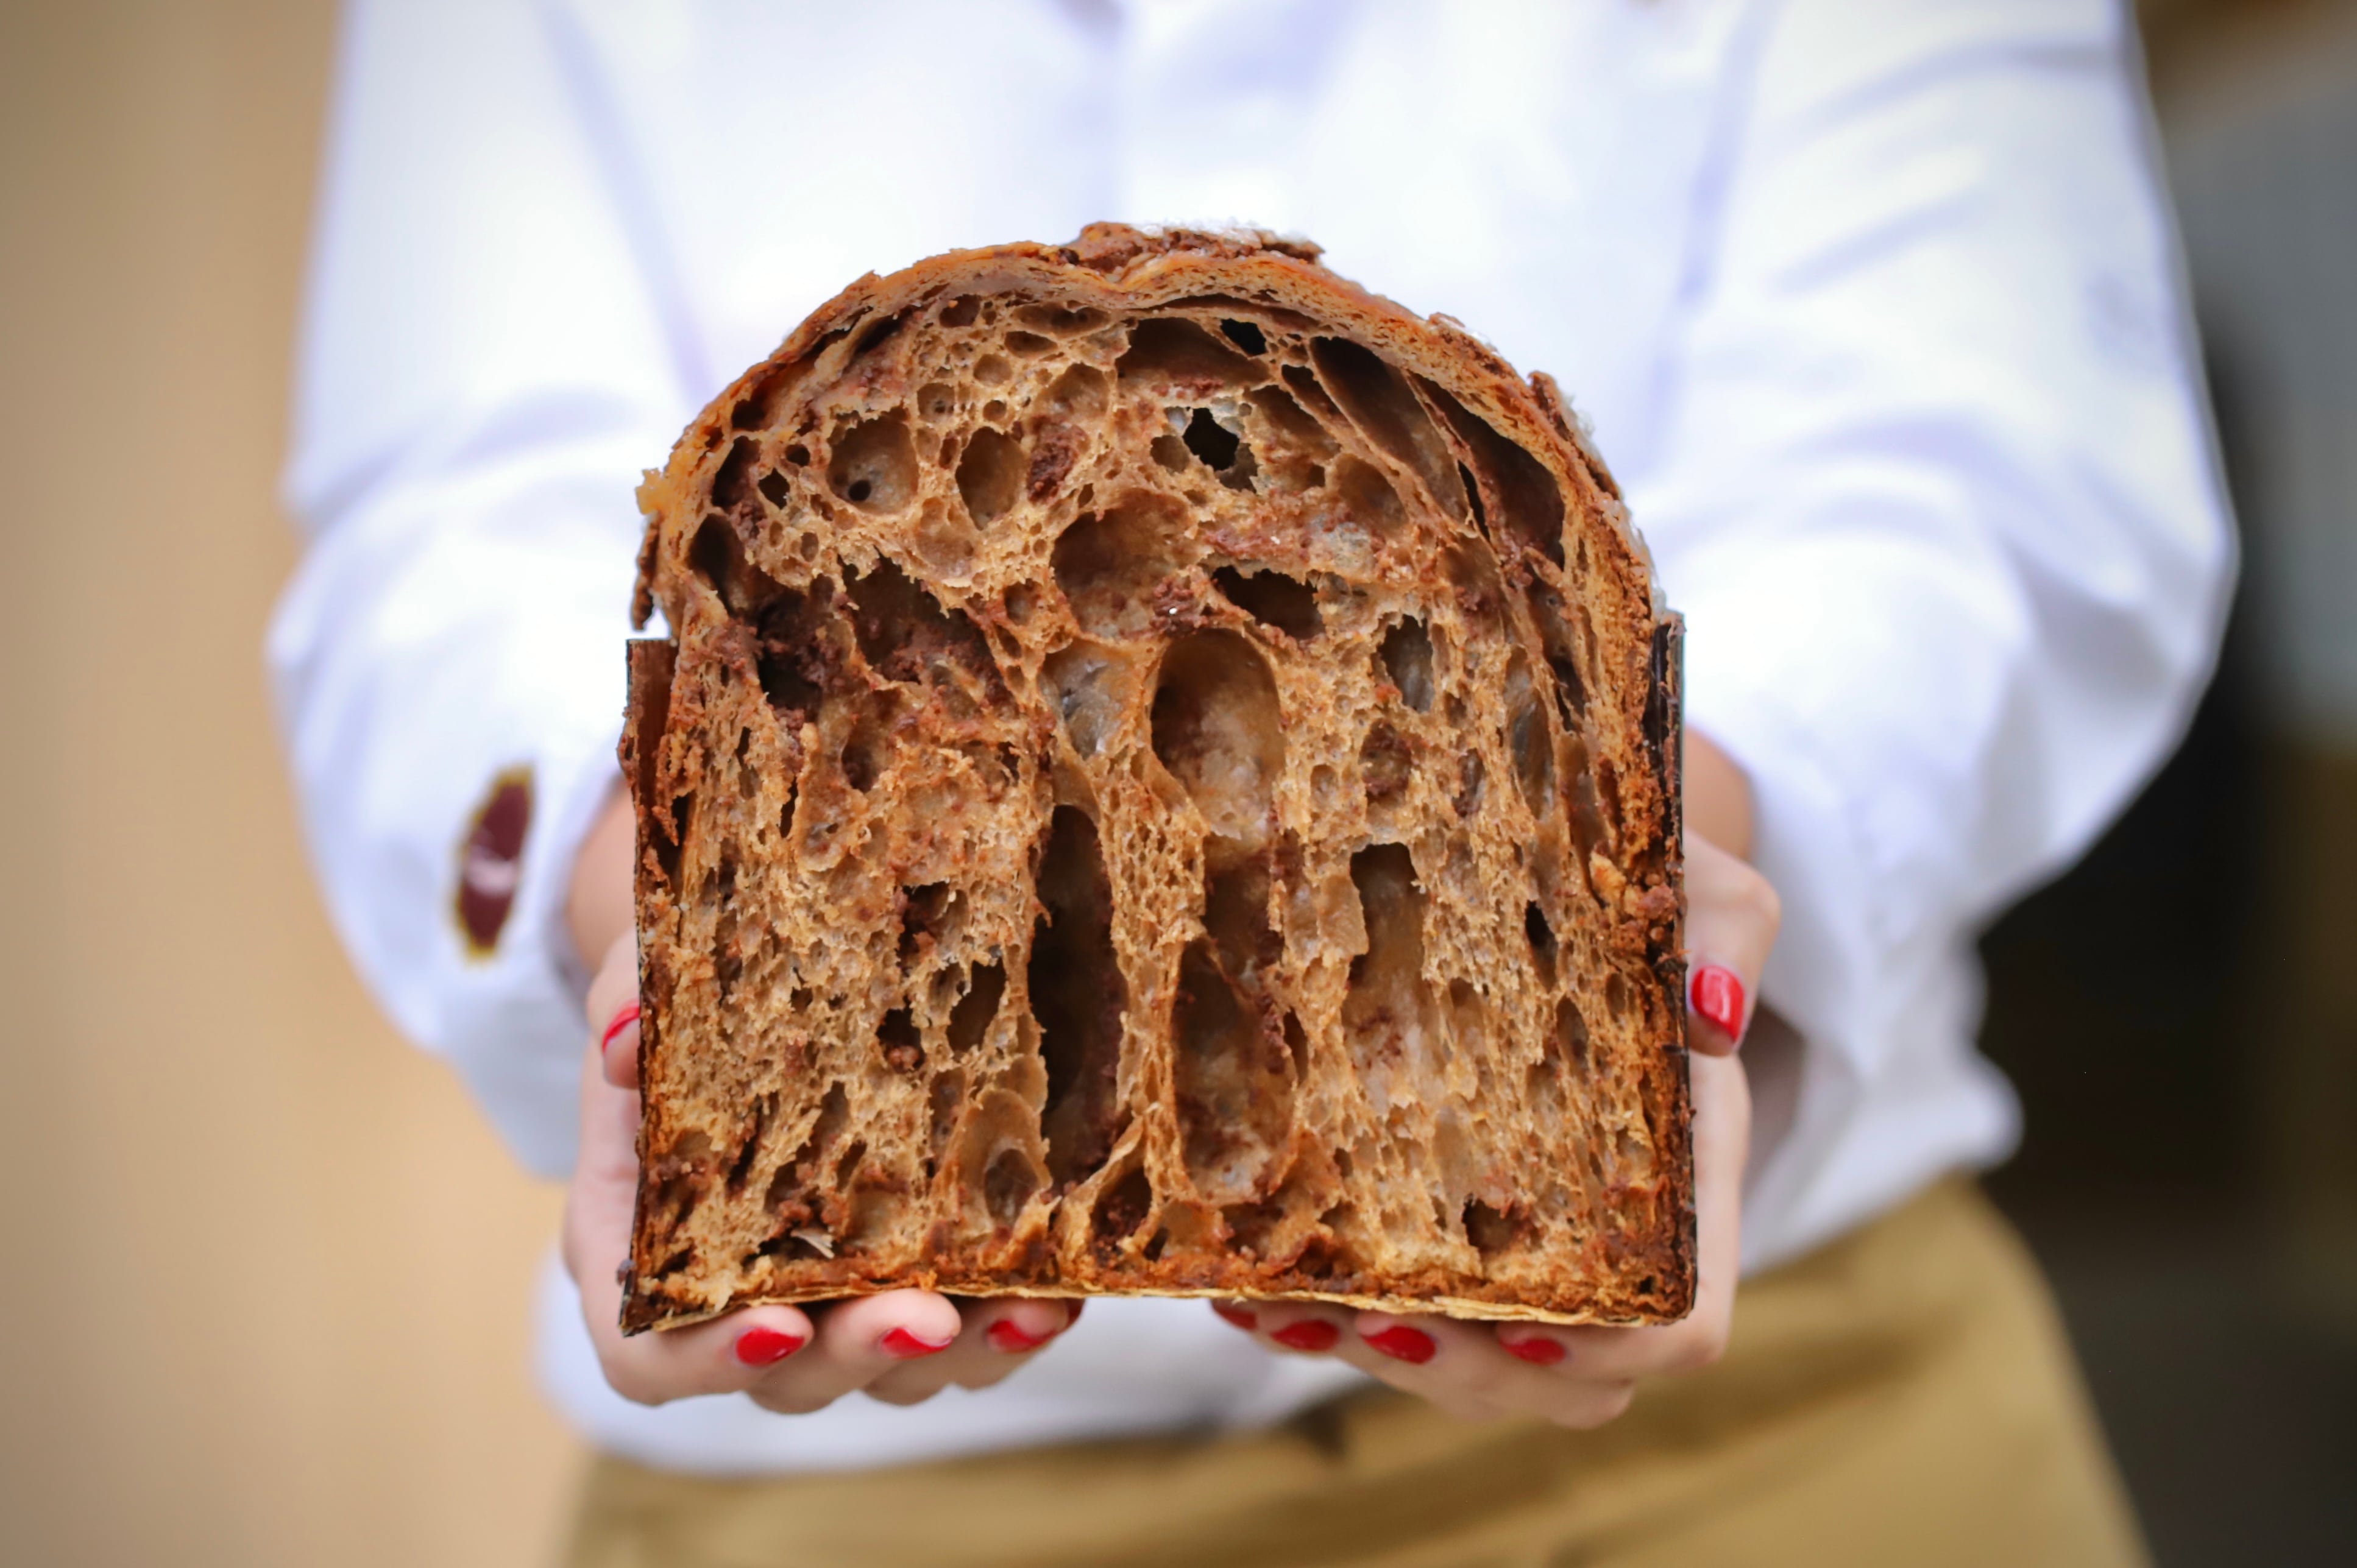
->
[620, 225, 1689, 1333]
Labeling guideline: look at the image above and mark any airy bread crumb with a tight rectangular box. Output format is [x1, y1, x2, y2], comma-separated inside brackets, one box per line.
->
[620, 225, 1690, 1333]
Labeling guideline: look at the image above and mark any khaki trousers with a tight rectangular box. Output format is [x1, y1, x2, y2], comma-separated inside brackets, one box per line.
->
[566, 1180, 2147, 1567]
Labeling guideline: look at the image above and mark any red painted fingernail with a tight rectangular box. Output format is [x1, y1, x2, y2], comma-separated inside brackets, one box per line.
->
[734, 1327, 804, 1366]
[1363, 1325, 1437, 1364]
[1503, 1334, 1567, 1366]
[1272, 1319, 1341, 1352]
[987, 1319, 1051, 1353]
[880, 1326, 954, 1359]
[601, 1000, 641, 1050]
[1213, 1302, 1258, 1330]
[1689, 966, 1745, 1044]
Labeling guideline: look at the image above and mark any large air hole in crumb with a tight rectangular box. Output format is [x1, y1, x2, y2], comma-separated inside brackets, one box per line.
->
[879, 1008, 923, 1072]
[1173, 941, 1294, 1204]
[764, 1082, 851, 1230]
[1045, 363, 1108, 418]
[1562, 732, 1609, 864]
[1446, 977, 1489, 1061]
[1604, 971, 1634, 1022]
[754, 584, 835, 725]
[917, 381, 957, 420]
[1525, 903, 1558, 987]
[689, 512, 784, 615]
[1556, 999, 1591, 1074]
[712, 437, 759, 512]
[1463, 1199, 1520, 1257]
[1031, 807, 1129, 1187]
[723, 1093, 776, 1199]
[1453, 752, 1486, 819]
[1227, 1164, 1333, 1272]
[1341, 844, 1438, 1116]
[731, 360, 804, 431]
[756, 469, 791, 509]
[1308, 337, 1465, 517]
[1150, 630, 1284, 850]
[1181, 407, 1242, 470]
[1211, 567, 1321, 640]
[1526, 582, 1590, 722]
[651, 791, 693, 891]
[912, 500, 977, 580]
[828, 414, 917, 512]
[1202, 857, 1279, 983]
[1332, 454, 1406, 540]
[834, 1138, 868, 1189]
[1116, 317, 1262, 391]
[984, 1147, 1038, 1227]
[940, 295, 980, 327]
[1280, 362, 1345, 422]
[1093, 1166, 1154, 1248]
[929, 1069, 966, 1159]
[845, 559, 1004, 696]
[1249, 385, 1340, 457]
[1003, 330, 1055, 356]
[712, 900, 742, 1000]
[1150, 434, 1189, 471]
[1016, 302, 1110, 336]
[842, 702, 890, 793]
[851, 311, 906, 358]
[646, 1129, 713, 1243]
[1426, 381, 1568, 567]
[1378, 618, 1435, 710]
[973, 354, 1013, 387]
[1505, 649, 1554, 818]
[1052, 495, 1193, 638]
[1220, 318, 1269, 354]
[898, 882, 954, 967]
[1041, 641, 1130, 759]
[948, 962, 1005, 1054]
[956, 428, 1024, 524]
[1444, 541, 1507, 633]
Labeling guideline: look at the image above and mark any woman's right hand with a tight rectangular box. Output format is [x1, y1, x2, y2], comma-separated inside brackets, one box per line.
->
[561, 803, 1077, 1413]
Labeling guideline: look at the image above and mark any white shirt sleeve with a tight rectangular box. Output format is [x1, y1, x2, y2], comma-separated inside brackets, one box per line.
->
[1632, 0, 2234, 1088]
[269, 0, 695, 1176]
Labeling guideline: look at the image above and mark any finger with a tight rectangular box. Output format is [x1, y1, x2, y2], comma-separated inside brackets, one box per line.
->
[559, 1020, 825, 1402]
[1508, 1051, 1748, 1381]
[1331, 1311, 1639, 1427]
[596, 1000, 640, 1089]
[584, 932, 642, 1088]
[865, 1296, 1080, 1405]
[1682, 835, 1777, 1054]
[595, 1300, 821, 1405]
[743, 1289, 965, 1414]
[1235, 1301, 1352, 1358]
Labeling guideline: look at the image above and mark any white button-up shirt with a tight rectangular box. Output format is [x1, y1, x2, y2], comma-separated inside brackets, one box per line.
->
[272, 0, 2231, 1474]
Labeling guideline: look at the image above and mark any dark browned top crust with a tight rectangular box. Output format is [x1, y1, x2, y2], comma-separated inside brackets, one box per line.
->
[622, 224, 1689, 1333]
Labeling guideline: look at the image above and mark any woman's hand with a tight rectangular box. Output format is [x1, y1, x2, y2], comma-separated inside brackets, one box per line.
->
[560, 799, 1077, 1412]
[1211, 735, 1779, 1428]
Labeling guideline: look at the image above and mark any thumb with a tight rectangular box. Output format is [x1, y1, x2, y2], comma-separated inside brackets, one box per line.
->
[1683, 832, 1779, 1056]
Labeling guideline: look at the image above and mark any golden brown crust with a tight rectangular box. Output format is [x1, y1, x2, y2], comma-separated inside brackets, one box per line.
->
[622, 225, 1689, 1333]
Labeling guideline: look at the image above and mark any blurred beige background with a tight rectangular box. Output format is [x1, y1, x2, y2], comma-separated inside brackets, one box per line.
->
[0, 3, 579, 1564]
[1, 1, 2349, 1565]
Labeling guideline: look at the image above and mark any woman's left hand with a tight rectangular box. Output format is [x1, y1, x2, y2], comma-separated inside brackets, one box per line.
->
[1213, 819, 1777, 1428]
